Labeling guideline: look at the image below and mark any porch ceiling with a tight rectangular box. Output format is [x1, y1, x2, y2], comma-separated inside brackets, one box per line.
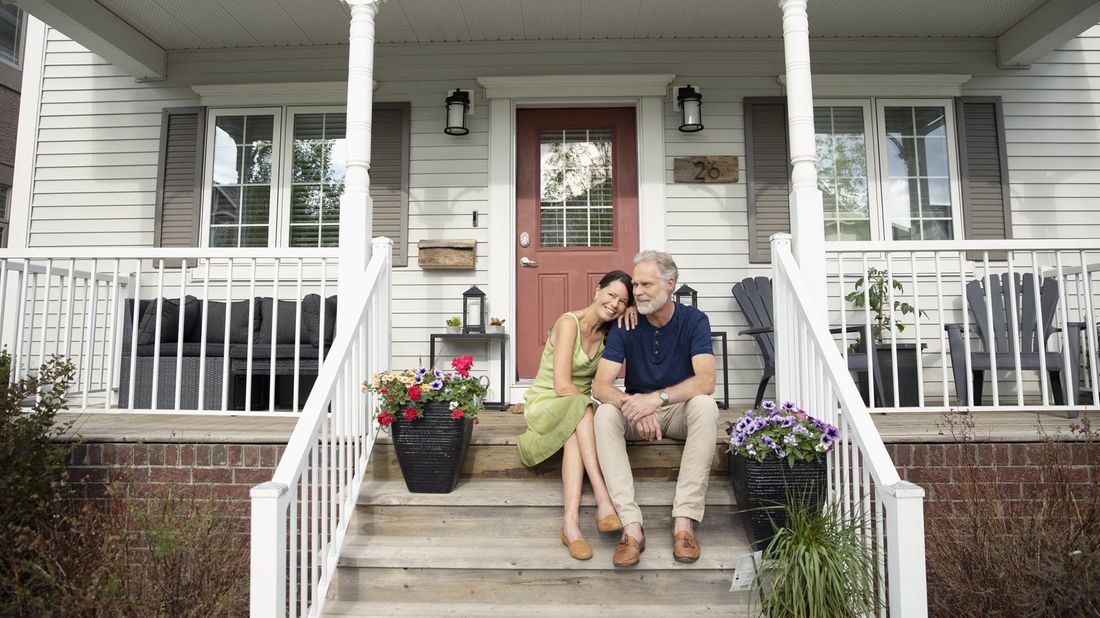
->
[89, 0, 1050, 49]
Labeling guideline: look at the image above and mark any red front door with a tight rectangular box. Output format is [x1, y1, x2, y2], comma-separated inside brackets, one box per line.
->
[515, 108, 639, 378]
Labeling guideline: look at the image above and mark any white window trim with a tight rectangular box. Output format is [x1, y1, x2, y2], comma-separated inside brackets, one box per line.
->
[277, 105, 347, 248]
[816, 97, 963, 243]
[200, 107, 284, 248]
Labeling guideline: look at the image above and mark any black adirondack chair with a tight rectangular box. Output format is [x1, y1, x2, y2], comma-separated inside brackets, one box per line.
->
[732, 276, 886, 409]
[945, 272, 1085, 410]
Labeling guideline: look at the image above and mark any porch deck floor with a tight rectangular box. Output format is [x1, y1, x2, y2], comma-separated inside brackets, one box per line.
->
[54, 405, 1091, 444]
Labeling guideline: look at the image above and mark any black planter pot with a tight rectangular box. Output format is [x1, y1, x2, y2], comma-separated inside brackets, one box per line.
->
[390, 401, 473, 493]
[857, 344, 923, 408]
[728, 453, 827, 551]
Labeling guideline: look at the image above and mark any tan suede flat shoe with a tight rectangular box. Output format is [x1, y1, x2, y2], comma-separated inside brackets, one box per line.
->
[596, 511, 623, 533]
[612, 533, 645, 567]
[561, 528, 593, 560]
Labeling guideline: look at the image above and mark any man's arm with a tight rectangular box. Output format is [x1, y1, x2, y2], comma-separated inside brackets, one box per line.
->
[621, 353, 716, 423]
[592, 358, 628, 407]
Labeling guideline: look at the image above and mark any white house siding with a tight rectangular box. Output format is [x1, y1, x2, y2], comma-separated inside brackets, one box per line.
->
[19, 25, 1100, 405]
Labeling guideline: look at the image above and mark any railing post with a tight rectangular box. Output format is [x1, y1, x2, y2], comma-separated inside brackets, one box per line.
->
[772, 233, 796, 403]
[251, 481, 289, 618]
[778, 0, 827, 323]
[885, 481, 928, 617]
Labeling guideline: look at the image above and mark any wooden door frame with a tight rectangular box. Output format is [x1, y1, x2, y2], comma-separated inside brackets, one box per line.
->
[479, 74, 673, 399]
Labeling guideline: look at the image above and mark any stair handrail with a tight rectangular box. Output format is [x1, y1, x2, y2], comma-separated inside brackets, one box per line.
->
[771, 233, 928, 616]
[249, 237, 392, 617]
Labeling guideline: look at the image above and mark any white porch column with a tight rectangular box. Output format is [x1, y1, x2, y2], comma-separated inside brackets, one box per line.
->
[339, 0, 383, 313]
[779, 0, 826, 322]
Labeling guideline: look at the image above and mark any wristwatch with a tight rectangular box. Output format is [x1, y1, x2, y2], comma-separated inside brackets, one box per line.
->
[658, 391, 670, 405]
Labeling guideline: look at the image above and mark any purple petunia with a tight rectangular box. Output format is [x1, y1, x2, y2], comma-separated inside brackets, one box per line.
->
[762, 400, 777, 411]
[824, 425, 840, 442]
[782, 401, 796, 410]
[433, 369, 444, 378]
[428, 379, 444, 391]
[778, 415, 797, 428]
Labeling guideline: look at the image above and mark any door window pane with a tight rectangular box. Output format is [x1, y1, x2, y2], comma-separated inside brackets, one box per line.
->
[0, 5, 21, 66]
[288, 113, 346, 247]
[538, 129, 613, 248]
[815, 106, 871, 241]
[209, 114, 274, 247]
[883, 106, 954, 241]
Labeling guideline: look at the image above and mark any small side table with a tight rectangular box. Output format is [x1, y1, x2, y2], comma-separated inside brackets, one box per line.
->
[429, 332, 509, 410]
[711, 331, 729, 409]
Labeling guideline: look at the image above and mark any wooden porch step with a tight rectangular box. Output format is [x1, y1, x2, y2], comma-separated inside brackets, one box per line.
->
[324, 599, 752, 617]
[357, 479, 735, 507]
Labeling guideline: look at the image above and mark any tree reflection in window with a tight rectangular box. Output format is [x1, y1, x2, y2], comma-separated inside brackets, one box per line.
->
[815, 107, 871, 241]
[539, 129, 613, 248]
[883, 106, 952, 241]
[209, 115, 273, 247]
[289, 113, 346, 247]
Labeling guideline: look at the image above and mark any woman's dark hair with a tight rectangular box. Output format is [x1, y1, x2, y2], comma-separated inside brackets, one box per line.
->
[597, 270, 634, 307]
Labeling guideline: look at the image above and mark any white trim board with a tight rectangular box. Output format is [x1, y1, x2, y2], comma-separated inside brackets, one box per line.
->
[478, 74, 675, 100]
[777, 74, 972, 97]
[192, 81, 379, 107]
[9, 16, 46, 249]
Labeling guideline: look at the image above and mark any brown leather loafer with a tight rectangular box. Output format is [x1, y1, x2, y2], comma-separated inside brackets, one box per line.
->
[561, 528, 592, 560]
[673, 530, 700, 563]
[612, 533, 645, 567]
[596, 511, 623, 533]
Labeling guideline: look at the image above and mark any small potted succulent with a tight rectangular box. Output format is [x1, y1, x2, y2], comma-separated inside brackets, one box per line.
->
[487, 317, 506, 333]
[445, 316, 462, 334]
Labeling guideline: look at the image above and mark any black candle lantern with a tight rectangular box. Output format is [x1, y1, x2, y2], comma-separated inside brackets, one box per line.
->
[462, 285, 486, 333]
[674, 284, 698, 308]
[676, 85, 703, 133]
[444, 89, 470, 136]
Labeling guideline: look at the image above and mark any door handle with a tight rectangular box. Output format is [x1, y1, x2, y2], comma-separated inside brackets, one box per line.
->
[520, 256, 539, 267]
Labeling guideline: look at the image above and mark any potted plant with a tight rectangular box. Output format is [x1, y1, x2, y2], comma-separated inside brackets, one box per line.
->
[845, 267, 927, 407]
[363, 355, 487, 493]
[751, 500, 882, 616]
[445, 316, 462, 334]
[487, 317, 506, 333]
[727, 400, 839, 550]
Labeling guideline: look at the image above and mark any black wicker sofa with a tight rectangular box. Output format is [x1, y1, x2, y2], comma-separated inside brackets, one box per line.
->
[118, 294, 337, 410]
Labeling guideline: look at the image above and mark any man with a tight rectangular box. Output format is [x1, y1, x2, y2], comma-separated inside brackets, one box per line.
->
[593, 250, 719, 567]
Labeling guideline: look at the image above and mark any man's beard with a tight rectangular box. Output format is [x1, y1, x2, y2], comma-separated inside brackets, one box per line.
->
[636, 288, 669, 315]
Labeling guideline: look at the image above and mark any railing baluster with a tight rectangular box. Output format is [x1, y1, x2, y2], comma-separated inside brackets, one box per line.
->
[1079, 251, 1099, 406]
[127, 259, 143, 410]
[270, 258, 280, 414]
[933, 252, 949, 407]
[198, 258, 211, 411]
[1031, 256, 1050, 406]
[175, 260, 188, 411]
[81, 259, 100, 408]
[294, 258, 304, 413]
[12, 260, 29, 383]
[221, 258, 233, 412]
[105, 260, 121, 409]
[909, 252, 924, 408]
[245, 258, 257, 413]
[959, 251, 974, 408]
[150, 260, 166, 410]
[1053, 253, 1075, 407]
[1005, 253, 1024, 406]
[40, 259, 54, 370]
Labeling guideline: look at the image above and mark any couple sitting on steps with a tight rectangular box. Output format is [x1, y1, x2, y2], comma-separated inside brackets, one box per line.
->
[516, 250, 719, 566]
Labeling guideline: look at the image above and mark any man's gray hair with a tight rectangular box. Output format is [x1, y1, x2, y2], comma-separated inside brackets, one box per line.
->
[634, 250, 679, 283]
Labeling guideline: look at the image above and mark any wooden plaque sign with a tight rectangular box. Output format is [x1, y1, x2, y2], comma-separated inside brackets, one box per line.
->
[673, 156, 738, 183]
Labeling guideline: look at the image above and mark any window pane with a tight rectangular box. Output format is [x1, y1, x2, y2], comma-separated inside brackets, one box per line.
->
[0, 184, 7, 221]
[0, 6, 22, 66]
[209, 114, 274, 247]
[815, 106, 870, 241]
[288, 112, 346, 247]
[883, 105, 954, 241]
[538, 129, 614, 248]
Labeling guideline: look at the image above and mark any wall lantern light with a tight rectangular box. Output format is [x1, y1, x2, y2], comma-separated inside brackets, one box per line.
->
[676, 85, 703, 133]
[462, 285, 486, 333]
[444, 89, 470, 136]
[674, 284, 699, 308]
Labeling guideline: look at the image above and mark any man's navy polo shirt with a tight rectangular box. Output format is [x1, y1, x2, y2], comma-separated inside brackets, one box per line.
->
[603, 302, 713, 394]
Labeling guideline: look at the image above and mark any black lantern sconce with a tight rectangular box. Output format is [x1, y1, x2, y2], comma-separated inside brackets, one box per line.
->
[444, 89, 470, 136]
[676, 85, 703, 133]
[674, 284, 698, 308]
[462, 285, 486, 333]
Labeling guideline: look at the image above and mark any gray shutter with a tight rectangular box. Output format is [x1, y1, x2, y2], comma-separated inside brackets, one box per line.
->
[745, 98, 791, 264]
[370, 103, 411, 267]
[154, 107, 205, 248]
[955, 96, 1012, 245]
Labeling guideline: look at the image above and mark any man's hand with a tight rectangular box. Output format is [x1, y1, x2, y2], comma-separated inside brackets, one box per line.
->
[616, 306, 640, 331]
[632, 413, 662, 441]
[622, 392, 661, 424]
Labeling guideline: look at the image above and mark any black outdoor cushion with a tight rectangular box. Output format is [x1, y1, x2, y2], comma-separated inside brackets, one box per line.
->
[302, 294, 338, 348]
[198, 299, 257, 344]
[256, 298, 306, 345]
[136, 296, 200, 345]
[228, 343, 321, 360]
[135, 343, 234, 358]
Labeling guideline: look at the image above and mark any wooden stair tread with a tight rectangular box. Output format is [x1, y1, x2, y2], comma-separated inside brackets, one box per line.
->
[323, 600, 751, 617]
[357, 479, 736, 507]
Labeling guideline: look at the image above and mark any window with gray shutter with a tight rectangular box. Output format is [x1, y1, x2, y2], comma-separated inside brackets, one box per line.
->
[154, 107, 205, 248]
[745, 98, 792, 263]
[0, 184, 9, 248]
[955, 96, 1012, 243]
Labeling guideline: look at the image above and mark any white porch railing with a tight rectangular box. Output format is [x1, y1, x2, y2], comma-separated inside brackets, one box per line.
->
[0, 248, 339, 415]
[826, 240, 1100, 415]
[250, 237, 390, 617]
[773, 234, 928, 616]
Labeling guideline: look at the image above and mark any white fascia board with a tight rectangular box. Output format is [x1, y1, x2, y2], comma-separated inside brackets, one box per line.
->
[777, 74, 972, 97]
[997, 0, 1100, 68]
[478, 75, 675, 100]
[14, 0, 166, 80]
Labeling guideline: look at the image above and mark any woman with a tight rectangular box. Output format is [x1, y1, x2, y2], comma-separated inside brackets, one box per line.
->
[516, 270, 634, 560]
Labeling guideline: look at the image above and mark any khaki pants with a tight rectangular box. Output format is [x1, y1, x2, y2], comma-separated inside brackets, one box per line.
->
[594, 395, 719, 527]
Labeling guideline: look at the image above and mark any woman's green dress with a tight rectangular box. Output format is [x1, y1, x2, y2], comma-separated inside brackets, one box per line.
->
[517, 312, 604, 467]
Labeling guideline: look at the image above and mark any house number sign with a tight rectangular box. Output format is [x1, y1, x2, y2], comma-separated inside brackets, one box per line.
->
[673, 156, 738, 183]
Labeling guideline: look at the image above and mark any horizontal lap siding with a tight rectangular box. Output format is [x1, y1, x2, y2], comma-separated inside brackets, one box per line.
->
[26, 28, 1100, 404]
